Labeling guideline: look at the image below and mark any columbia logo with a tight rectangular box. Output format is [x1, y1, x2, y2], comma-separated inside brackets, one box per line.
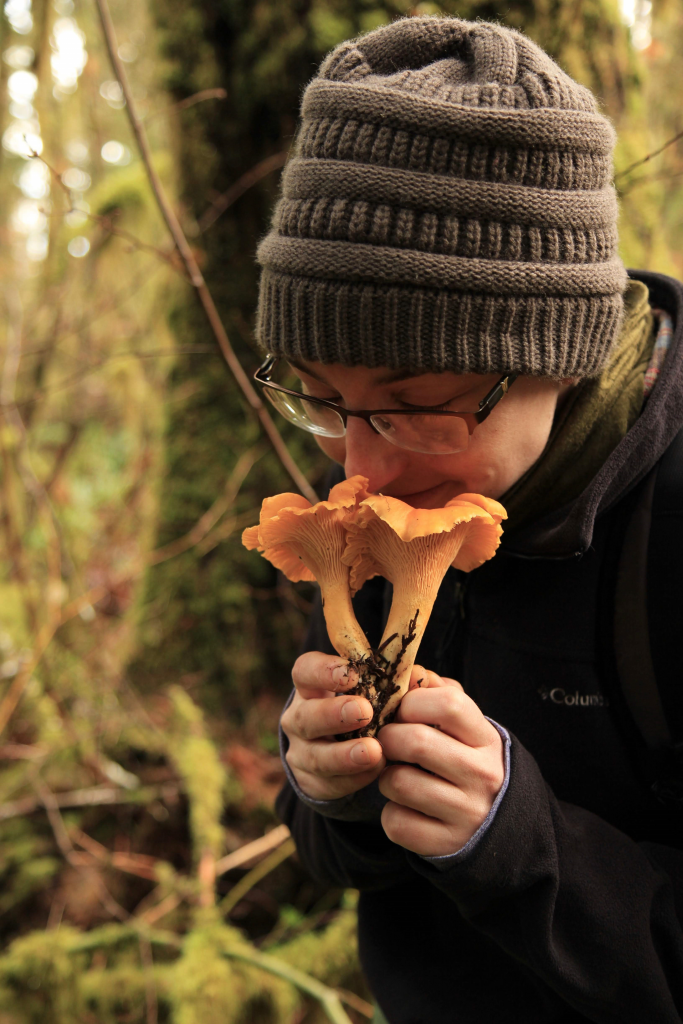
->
[538, 687, 608, 707]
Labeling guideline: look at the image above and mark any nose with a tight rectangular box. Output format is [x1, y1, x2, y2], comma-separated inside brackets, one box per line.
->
[343, 416, 410, 493]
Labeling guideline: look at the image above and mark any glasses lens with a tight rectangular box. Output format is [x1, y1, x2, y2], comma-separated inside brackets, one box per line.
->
[263, 387, 346, 438]
[370, 413, 470, 454]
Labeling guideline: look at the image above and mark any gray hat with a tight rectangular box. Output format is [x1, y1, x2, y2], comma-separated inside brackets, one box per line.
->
[256, 17, 627, 378]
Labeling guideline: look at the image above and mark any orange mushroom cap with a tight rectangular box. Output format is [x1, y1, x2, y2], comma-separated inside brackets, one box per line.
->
[343, 492, 503, 594]
[448, 493, 507, 526]
[241, 475, 370, 583]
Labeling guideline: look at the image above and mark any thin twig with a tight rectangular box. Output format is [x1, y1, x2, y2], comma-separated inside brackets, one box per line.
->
[94, 0, 317, 504]
[224, 947, 353, 1024]
[614, 128, 683, 181]
[32, 150, 184, 274]
[143, 87, 227, 124]
[149, 445, 264, 565]
[618, 164, 683, 196]
[336, 988, 374, 1019]
[215, 824, 291, 877]
[70, 827, 160, 881]
[32, 777, 130, 922]
[198, 150, 289, 233]
[220, 837, 296, 916]
[6, 347, 215, 411]
[137, 891, 182, 925]
[0, 783, 174, 821]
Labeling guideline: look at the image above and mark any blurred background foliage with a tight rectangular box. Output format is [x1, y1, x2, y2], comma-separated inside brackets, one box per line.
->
[0, 0, 681, 1020]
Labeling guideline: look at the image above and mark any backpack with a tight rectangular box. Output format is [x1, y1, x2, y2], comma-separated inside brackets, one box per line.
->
[611, 424, 683, 807]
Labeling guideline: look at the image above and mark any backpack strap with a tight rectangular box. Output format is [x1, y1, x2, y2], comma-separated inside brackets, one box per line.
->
[646, 424, 683, 743]
[614, 467, 672, 750]
[613, 425, 683, 805]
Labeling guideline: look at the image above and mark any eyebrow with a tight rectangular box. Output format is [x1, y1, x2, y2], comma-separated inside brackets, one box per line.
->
[287, 360, 425, 387]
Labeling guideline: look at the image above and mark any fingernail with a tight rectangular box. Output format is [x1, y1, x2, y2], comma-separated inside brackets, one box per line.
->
[331, 665, 348, 687]
[332, 664, 358, 688]
[350, 743, 369, 765]
[341, 700, 361, 723]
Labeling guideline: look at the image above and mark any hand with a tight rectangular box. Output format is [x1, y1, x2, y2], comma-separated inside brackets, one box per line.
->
[377, 670, 505, 857]
[281, 651, 386, 801]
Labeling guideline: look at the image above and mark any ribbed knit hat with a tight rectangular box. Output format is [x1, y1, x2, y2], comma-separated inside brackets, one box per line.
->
[256, 17, 627, 378]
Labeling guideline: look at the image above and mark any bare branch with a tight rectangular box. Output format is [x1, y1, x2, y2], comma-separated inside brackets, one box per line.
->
[93, 0, 318, 504]
[31, 147, 186, 274]
[617, 164, 683, 196]
[32, 777, 130, 922]
[220, 837, 296, 916]
[215, 824, 291, 877]
[223, 946, 353, 1024]
[336, 989, 374, 1019]
[614, 128, 683, 181]
[137, 891, 182, 925]
[0, 783, 176, 821]
[70, 827, 160, 881]
[197, 150, 289, 233]
[7, 346, 215, 411]
[143, 87, 227, 124]
[149, 444, 264, 565]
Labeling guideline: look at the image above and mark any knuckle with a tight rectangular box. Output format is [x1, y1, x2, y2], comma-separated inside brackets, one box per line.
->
[290, 702, 310, 740]
[387, 765, 412, 799]
[381, 803, 410, 845]
[444, 688, 465, 715]
[479, 760, 504, 794]
[291, 653, 308, 684]
[408, 724, 437, 763]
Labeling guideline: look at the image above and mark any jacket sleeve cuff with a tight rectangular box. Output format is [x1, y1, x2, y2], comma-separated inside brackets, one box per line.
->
[279, 689, 387, 823]
[420, 719, 511, 868]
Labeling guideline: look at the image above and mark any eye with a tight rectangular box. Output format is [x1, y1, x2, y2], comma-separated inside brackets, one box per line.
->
[396, 397, 458, 412]
[301, 382, 343, 404]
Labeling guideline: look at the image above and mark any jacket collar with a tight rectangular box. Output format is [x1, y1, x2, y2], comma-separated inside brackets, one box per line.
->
[502, 270, 683, 559]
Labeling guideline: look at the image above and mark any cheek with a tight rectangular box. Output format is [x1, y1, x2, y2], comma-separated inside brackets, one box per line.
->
[316, 436, 346, 465]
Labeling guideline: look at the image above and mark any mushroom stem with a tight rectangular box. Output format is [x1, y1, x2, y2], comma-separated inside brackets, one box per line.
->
[318, 575, 372, 663]
[371, 532, 466, 727]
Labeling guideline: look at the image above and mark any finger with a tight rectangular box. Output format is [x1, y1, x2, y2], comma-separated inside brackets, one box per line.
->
[282, 691, 373, 742]
[379, 764, 468, 821]
[292, 651, 359, 699]
[407, 666, 443, 691]
[287, 734, 384, 779]
[292, 763, 385, 801]
[393, 685, 495, 746]
[381, 802, 461, 856]
[378, 723, 502, 791]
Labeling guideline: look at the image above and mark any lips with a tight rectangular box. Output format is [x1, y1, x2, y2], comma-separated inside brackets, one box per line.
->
[384, 480, 466, 509]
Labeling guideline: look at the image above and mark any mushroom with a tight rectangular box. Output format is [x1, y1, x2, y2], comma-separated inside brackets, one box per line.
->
[342, 493, 505, 732]
[242, 475, 373, 662]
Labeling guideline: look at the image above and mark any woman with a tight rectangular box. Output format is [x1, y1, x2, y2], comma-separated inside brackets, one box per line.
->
[253, 17, 683, 1023]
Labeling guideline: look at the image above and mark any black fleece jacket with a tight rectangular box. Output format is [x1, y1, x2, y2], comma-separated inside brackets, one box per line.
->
[276, 270, 683, 1024]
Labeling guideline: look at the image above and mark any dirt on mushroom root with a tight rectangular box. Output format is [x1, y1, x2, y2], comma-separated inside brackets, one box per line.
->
[337, 611, 420, 739]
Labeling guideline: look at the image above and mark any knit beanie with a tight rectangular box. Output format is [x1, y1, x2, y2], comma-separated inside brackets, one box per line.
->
[256, 17, 627, 378]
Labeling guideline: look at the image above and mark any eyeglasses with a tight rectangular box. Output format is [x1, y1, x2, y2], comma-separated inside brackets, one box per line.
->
[254, 356, 518, 456]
